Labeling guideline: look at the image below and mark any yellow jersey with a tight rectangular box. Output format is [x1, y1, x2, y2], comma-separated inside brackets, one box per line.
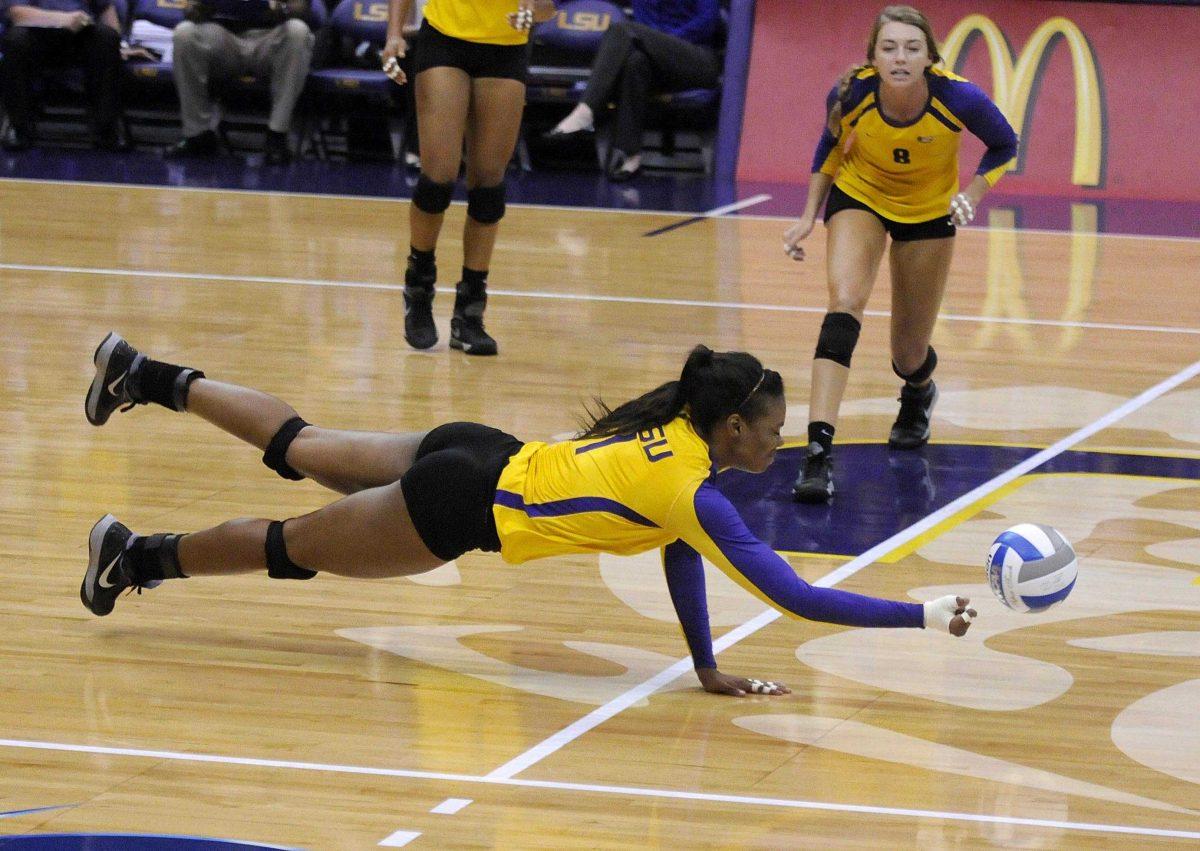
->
[812, 67, 1018, 223]
[493, 415, 924, 668]
[423, 0, 529, 46]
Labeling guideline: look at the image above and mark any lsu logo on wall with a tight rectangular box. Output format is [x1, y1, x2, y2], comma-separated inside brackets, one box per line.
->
[353, 1, 387, 22]
[941, 15, 1104, 187]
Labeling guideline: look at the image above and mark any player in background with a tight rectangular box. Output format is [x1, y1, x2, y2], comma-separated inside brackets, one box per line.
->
[380, 0, 556, 355]
[785, 5, 1018, 503]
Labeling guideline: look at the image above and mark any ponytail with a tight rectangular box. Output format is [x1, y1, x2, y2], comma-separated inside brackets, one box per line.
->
[826, 64, 869, 138]
[578, 345, 784, 440]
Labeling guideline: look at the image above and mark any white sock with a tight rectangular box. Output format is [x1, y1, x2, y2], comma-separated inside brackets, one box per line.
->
[554, 104, 594, 134]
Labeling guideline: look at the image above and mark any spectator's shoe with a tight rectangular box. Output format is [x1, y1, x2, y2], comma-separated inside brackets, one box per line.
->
[85, 332, 146, 427]
[541, 125, 594, 143]
[95, 126, 130, 152]
[607, 150, 642, 182]
[449, 315, 498, 356]
[165, 130, 218, 159]
[792, 442, 834, 503]
[81, 514, 137, 617]
[264, 130, 293, 165]
[2, 125, 33, 152]
[888, 381, 938, 450]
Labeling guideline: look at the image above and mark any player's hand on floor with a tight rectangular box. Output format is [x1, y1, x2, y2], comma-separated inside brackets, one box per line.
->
[698, 668, 791, 697]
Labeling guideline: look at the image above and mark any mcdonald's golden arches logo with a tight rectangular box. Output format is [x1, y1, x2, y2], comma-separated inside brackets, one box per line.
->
[941, 15, 1104, 187]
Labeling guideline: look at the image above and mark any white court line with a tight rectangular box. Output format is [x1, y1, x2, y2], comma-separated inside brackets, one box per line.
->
[698, 193, 772, 217]
[430, 798, 472, 815]
[378, 829, 421, 847]
[482, 356, 1200, 779]
[2, 175, 1198, 243]
[0, 739, 1197, 841]
[2, 261, 1197, 336]
[0, 175, 751, 221]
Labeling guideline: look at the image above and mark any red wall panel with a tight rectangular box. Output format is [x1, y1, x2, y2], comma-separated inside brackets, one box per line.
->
[738, 1, 1200, 200]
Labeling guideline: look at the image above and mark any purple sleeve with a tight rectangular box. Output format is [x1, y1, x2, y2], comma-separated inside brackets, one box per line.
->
[937, 78, 1018, 180]
[689, 484, 925, 629]
[810, 84, 842, 174]
[662, 540, 717, 669]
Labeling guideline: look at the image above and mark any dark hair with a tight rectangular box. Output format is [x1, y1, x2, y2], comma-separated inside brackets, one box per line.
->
[578, 345, 784, 440]
[826, 6, 942, 137]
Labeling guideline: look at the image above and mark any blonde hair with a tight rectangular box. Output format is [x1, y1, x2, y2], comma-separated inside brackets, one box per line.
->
[826, 5, 942, 137]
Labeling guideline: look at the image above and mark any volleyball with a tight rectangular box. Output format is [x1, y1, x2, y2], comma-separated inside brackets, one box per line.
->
[986, 524, 1077, 613]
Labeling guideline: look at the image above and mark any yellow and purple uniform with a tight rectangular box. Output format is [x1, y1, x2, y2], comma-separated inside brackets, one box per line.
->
[812, 67, 1018, 223]
[423, 0, 528, 45]
[494, 415, 922, 668]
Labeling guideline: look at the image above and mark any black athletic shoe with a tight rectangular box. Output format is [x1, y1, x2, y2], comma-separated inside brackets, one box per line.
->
[449, 315, 498, 356]
[792, 442, 834, 503]
[81, 514, 136, 616]
[165, 130, 219, 159]
[888, 381, 938, 450]
[403, 259, 438, 350]
[85, 332, 146, 426]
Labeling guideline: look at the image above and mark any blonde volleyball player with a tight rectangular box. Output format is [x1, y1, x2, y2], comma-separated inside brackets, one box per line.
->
[786, 5, 1018, 503]
[80, 335, 977, 697]
[380, 0, 556, 356]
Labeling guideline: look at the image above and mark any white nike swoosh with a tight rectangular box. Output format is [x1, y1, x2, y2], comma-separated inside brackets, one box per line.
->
[106, 372, 126, 397]
[97, 552, 122, 588]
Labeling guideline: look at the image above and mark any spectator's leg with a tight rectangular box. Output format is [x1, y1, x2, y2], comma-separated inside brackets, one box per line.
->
[256, 19, 315, 134]
[76, 23, 123, 145]
[172, 21, 240, 139]
[579, 19, 640, 114]
[0, 27, 46, 144]
[625, 25, 720, 93]
[610, 47, 651, 161]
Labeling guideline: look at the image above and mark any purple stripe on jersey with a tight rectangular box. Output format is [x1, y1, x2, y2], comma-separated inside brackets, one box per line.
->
[494, 489, 659, 528]
[574, 433, 637, 455]
[848, 102, 876, 128]
[926, 104, 962, 132]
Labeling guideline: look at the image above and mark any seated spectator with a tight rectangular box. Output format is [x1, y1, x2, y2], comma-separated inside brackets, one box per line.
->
[542, 0, 720, 181]
[0, 0, 124, 151]
[166, 0, 314, 164]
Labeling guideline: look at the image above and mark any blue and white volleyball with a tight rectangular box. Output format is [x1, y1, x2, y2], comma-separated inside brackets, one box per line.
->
[986, 524, 1077, 613]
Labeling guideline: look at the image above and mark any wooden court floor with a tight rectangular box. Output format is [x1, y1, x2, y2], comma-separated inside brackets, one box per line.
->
[0, 179, 1198, 848]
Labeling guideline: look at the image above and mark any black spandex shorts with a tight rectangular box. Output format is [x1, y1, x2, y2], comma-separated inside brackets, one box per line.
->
[400, 422, 524, 562]
[413, 19, 529, 83]
[824, 184, 956, 242]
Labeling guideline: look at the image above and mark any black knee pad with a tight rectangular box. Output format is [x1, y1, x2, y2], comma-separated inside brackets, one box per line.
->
[893, 346, 938, 385]
[814, 312, 862, 367]
[262, 416, 309, 481]
[412, 174, 454, 215]
[466, 183, 506, 225]
[265, 520, 317, 580]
